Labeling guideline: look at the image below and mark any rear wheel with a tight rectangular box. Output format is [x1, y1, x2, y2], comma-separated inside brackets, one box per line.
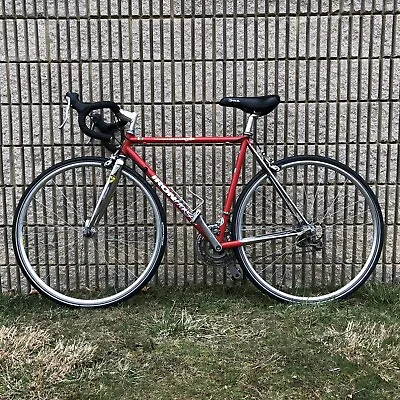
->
[232, 155, 384, 303]
[13, 157, 166, 307]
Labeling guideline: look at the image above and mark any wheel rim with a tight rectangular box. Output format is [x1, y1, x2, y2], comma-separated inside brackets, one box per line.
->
[14, 159, 164, 307]
[235, 157, 383, 303]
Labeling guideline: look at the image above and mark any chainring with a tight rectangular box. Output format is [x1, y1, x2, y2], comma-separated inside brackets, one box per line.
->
[195, 225, 235, 267]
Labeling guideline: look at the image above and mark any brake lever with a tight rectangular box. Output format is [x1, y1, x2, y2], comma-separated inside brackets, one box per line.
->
[59, 96, 71, 129]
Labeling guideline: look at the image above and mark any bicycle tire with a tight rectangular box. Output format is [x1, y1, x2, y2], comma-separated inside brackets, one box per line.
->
[232, 155, 384, 303]
[12, 157, 166, 307]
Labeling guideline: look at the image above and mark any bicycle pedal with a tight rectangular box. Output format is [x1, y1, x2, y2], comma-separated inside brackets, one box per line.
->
[228, 264, 243, 280]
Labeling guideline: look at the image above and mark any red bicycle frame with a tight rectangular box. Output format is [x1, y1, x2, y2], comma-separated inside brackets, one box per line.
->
[120, 133, 249, 250]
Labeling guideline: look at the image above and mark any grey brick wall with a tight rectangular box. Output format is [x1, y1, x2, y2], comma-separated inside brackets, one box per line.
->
[0, 0, 399, 290]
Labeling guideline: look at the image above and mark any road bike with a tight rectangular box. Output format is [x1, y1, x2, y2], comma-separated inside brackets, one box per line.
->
[12, 92, 384, 307]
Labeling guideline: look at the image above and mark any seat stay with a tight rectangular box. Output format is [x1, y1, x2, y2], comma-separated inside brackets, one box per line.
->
[247, 142, 311, 227]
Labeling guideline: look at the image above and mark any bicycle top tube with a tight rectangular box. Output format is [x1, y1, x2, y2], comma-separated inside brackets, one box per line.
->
[122, 134, 249, 145]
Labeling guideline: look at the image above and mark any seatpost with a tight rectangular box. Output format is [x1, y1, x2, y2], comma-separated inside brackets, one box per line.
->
[244, 114, 259, 136]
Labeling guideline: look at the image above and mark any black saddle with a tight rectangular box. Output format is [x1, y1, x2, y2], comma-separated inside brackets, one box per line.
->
[219, 95, 280, 116]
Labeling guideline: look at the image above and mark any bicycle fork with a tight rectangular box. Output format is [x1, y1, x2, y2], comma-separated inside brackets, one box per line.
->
[83, 155, 126, 237]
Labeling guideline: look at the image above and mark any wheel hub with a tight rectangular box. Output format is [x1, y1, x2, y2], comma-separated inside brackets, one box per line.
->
[83, 220, 97, 238]
[296, 223, 323, 250]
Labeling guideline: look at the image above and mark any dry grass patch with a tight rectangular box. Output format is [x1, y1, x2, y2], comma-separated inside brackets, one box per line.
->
[0, 325, 98, 399]
[317, 320, 400, 383]
[151, 304, 209, 338]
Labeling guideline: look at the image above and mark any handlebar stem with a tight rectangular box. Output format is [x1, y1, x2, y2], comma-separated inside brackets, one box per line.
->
[119, 109, 138, 134]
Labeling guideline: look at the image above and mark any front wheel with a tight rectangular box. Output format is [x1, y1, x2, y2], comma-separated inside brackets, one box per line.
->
[232, 155, 384, 303]
[12, 157, 167, 307]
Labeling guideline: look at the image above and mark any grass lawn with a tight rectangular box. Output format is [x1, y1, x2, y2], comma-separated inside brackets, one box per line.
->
[0, 283, 399, 400]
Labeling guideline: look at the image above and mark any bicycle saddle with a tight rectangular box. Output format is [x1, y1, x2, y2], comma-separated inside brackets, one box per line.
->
[218, 95, 280, 116]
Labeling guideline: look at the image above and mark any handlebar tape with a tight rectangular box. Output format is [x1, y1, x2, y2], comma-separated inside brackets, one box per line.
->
[66, 92, 125, 141]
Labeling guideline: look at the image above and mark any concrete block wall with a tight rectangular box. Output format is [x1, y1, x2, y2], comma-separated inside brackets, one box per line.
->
[0, 0, 399, 290]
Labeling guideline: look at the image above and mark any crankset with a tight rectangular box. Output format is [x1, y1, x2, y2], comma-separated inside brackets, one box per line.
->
[195, 224, 242, 280]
